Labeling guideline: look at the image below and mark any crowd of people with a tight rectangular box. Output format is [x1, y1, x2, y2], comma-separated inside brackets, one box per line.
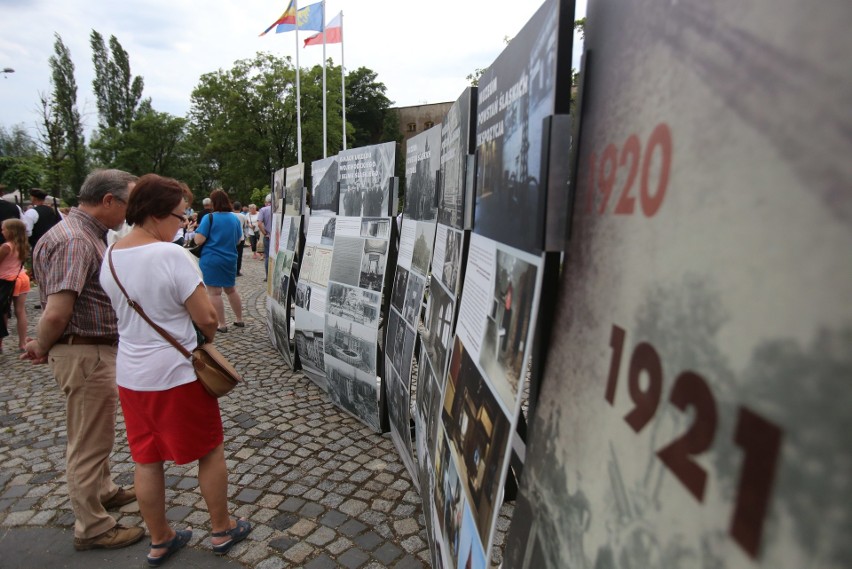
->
[7, 171, 256, 567]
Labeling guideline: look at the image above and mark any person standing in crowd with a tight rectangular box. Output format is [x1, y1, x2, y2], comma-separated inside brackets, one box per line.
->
[193, 190, 244, 332]
[21, 169, 144, 551]
[23, 188, 61, 249]
[197, 197, 213, 224]
[0, 219, 27, 353]
[245, 204, 259, 260]
[11, 266, 30, 352]
[231, 201, 247, 277]
[101, 174, 251, 566]
[256, 194, 273, 282]
[0, 184, 22, 244]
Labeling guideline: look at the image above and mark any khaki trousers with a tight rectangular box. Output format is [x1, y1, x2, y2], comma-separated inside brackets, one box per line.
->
[49, 344, 120, 539]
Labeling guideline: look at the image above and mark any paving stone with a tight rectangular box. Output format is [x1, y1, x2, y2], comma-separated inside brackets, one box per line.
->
[268, 512, 299, 531]
[305, 554, 338, 569]
[338, 547, 370, 569]
[401, 535, 425, 553]
[373, 542, 404, 564]
[394, 517, 420, 536]
[299, 501, 325, 518]
[287, 518, 317, 537]
[353, 530, 383, 551]
[236, 488, 263, 503]
[305, 525, 336, 546]
[339, 499, 367, 516]
[278, 496, 306, 512]
[394, 554, 425, 568]
[256, 557, 289, 569]
[328, 536, 354, 555]
[165, 505, 192, 522]
[283, 541, 315, 564]
[319, 509, 348, 528]
[338, 518, 367, 537]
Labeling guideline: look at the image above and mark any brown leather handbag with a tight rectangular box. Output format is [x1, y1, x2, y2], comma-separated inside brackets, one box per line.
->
[107, 249, 243, 397]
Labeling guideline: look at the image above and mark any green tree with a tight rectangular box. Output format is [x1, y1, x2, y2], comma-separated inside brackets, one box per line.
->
[37, 92, 69, 196]
[0, 125, 45, 191]
[345, 67, 395, 148]
[49, 33, 87, 203]
[90, 31, 144, 132]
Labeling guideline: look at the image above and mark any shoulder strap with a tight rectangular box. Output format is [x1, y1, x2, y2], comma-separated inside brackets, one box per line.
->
[107, 248, 193, 359]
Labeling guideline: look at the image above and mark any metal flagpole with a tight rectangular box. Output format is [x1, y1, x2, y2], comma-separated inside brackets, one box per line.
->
[341, 11, 346, 150]
[321, 0, 327, 158]
[294, 0, 303, 164]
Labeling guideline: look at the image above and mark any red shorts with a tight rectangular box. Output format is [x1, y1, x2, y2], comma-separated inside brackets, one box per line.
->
[119, 380, 223, 465]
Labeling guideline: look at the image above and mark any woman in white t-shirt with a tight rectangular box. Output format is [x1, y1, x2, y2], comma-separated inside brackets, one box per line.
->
[245, 204, 259, 259]
[100, 174, 251, 566]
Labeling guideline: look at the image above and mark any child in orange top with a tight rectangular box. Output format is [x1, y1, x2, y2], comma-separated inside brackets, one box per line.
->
[0, 219, 29, 352]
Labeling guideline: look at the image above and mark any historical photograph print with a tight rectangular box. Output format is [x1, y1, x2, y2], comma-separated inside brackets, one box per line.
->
[324, 356, 380, 432]
[443, 336, 512, 547]
[438, 88, 475, 230]
[391, 266, 410, 313]
[360, 217, 391, 239]
[411, 221, 436, 276]
[385, 309, 401, 364]
[285, 216, 300, 252]
[387, 364, 414, 463]
[328, 236, 363, 287]
[294, 305, 326, 390]
[422, 276, 455, 379]
[392, 323, 416, 386]
[358, 238, 389, 292]
[320, 216, 337, 246]
[478, 246, 538, 411]
[404, 124, 442, 223]
[324, 313, 378, 376]
[272, 167, 285, 214]
[310, 156, 339, 213]
[284, 163, 304, 216]
[440, 226, 463, 295]
[295, 281, 311, 310]
[338, 142, 396, 217]
[269, 298, 294, 368]
[402, 271, 426, 325]
[327, 282, 381, 327]
[472, 0, 564, 253]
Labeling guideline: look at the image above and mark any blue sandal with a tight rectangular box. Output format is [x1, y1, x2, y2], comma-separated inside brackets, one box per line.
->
[147, 528, 192, 567]
[211, 519, 252, 555]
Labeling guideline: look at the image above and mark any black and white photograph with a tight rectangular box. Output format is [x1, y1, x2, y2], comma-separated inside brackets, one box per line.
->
[385, 309, 401, 363]
[391, 323, 416, 384]
[320, 216, 337, 246]
[324, 313, 378, 376]
[284, 163, 304, 217]
[441, 227, 463, 295]
[358, 238, 388, 292]
[411, 222, 436, 276]
[422, 277, 455, 378]
[443, 336, 512, 546]
[293, 306, 326, 389]
[310, 156, 339, 213]
[391, 267, 410, 313]
[402, 271, 426, 325]
[327, 282, 381, 327]
[328, 236, 363, 287]
[479, 247, 538, 411]
[338, 142, 396, 217]
[299, 245, 316, 283]
[472, 0, 562, 254]
[285, 215, 300, 252]
[272, 167, 285, 214]
[360, 217, 391, 239]
[295, 281, 311, 310]
[438, 88, 475, 230]
[404, 124, 442, 223]
[324, 356, 380, 432]
[269, 298, 294, 368]
[386, 365, 413, 460]
[271, 250, 293, 306]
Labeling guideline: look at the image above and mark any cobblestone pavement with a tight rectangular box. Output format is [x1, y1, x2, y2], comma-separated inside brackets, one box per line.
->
[0, 250, 514, 568]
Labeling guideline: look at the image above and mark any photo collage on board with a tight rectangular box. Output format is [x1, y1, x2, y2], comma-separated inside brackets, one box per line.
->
[268, 164, 305, 369]
[385, 123, 442, 481]
[294, 156, 340, 389]
[422, 0, 566, 563]
[414, 87, 477, 566]
[323, 142, 396, 432]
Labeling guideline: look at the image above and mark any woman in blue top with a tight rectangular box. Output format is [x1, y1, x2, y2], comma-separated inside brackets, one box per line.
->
[194, 189, 244, 332]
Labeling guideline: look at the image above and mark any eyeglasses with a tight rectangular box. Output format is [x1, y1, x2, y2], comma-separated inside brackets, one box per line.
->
[169, 212, 186, 222]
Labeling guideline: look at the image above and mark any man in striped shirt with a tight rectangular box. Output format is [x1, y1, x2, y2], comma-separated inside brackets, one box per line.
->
[21, 169, 145, 551]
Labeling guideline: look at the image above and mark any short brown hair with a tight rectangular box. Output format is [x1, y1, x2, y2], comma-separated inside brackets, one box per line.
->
[125, 174, 193, 226]
[209, 189, 232, 212]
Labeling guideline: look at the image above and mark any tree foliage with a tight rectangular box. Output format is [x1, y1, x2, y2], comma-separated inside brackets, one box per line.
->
[49, 33, 87, 203]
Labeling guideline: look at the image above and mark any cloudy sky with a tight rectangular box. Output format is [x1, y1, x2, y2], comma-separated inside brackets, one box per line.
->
[0, 0, 585, 137]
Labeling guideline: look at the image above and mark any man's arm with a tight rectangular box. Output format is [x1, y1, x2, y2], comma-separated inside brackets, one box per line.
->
[22, 208, 38, 236]
[22, 291, 76, 363]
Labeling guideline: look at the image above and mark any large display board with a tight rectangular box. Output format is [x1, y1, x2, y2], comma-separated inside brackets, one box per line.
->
[505, 0, 852, 568]
[421, 0, 576, 565]
[324, 142, 397, 432]
[386, 124, 442, 482]
[294, 156, 340, 389]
